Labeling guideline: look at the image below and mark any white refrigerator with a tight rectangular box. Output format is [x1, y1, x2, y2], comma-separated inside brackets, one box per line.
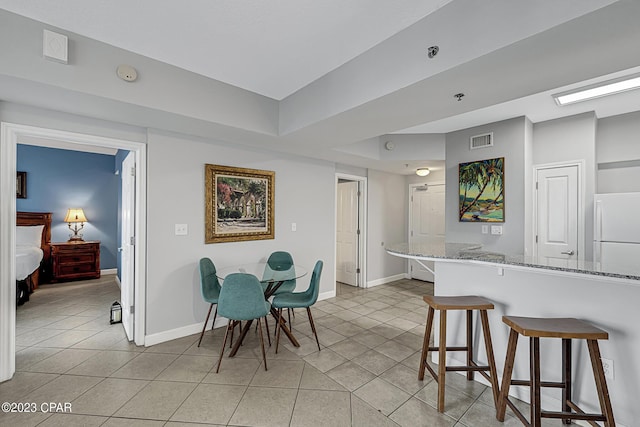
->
[594, 192, 640, 275]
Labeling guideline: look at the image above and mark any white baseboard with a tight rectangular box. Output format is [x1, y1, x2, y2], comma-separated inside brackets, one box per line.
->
[101, 268, 117, 275]
[317, 290, 336, 301]
[366, 273, 409, 288]
[144, 317, 228, 347]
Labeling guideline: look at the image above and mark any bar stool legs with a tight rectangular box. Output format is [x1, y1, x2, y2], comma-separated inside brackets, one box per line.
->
[418, 296, 500, 413]
[496, 316, 615, 427]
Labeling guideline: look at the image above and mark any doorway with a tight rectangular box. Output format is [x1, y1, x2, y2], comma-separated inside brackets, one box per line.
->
[533, 161, 584, 260]
[409, 182, 445, 282]
[0, 122, 147, 382]
[335, 174, 366, 289]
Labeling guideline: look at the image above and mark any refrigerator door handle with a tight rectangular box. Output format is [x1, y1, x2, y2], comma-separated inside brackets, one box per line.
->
[595, 200, 602, 242]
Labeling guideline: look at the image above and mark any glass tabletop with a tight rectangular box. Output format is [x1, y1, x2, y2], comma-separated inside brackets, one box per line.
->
[216, 262, 308, 283]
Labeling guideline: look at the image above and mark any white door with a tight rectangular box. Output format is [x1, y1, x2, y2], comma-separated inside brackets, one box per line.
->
[120, 152, 135, 340]
[410, 184, 445, 282]
[336, 181, 359, 286]
[536, 165, 579, 259]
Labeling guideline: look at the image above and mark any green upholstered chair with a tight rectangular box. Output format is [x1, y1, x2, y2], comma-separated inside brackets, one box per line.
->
[216, 273, 271, 372]
[263, 251, 297, 295]
[197, 258, 222, 347]
[272, 260, 323, 353]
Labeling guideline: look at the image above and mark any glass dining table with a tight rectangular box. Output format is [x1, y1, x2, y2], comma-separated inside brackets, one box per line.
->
[216, 262, 308, 357]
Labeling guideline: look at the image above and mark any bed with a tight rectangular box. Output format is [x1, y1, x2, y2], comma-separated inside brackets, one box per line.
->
[16, 212, 52, 304]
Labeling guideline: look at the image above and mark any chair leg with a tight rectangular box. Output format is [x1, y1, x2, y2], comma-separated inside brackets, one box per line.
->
[198, 303, 214, 347]
[257, 317, 268, 371]
[530, 337, 541, 427]
[496, 328, 519, 421]
[216, 321, 233, 373]
[466, 309, 474, 381]
[479, 310, 500, 409]
[288, 308, 292, 327]
[264, 314, 271, 346]
[306, 307, 321, 351]
[437, 309, 447, 413]
[275, 308, 283, 353]
[587, 339, 616, 427]
[418, 306, 435, 380]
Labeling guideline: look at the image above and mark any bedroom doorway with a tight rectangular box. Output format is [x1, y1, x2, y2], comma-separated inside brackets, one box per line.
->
[0, 122, 147, 382]
[335, 173, 367, 289]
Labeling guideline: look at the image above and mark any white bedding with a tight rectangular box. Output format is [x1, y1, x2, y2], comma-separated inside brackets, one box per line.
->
[16, 245, 43, 281]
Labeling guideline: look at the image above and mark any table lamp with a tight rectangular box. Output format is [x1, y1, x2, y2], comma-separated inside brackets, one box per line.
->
[64, 208, 88, 242]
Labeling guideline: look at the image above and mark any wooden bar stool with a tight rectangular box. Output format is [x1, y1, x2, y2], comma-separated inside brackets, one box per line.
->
[496, 316, 615, 427]
[418, 295, 500, 413]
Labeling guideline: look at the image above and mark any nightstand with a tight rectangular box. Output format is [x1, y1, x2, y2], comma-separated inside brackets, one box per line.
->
[51, 241, 101, 282]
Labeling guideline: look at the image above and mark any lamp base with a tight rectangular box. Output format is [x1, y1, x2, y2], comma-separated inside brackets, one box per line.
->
[67, 235, 84, 242]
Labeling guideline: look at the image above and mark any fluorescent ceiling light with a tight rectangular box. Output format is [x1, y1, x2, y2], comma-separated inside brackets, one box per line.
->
[553, 73, 640, 106]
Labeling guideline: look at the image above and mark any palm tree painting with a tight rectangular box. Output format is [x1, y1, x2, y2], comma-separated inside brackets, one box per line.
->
[459, 157, 504, 222]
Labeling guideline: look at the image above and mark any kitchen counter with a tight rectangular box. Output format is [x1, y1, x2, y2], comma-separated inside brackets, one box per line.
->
[386, 242, 640, 281]
[386, 242, 639, 426]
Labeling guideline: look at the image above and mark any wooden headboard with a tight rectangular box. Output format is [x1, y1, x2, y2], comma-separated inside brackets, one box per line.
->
[17, 211, 52, 282]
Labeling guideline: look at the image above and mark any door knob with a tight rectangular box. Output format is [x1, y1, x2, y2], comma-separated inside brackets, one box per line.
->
[561, 250, 575, 255]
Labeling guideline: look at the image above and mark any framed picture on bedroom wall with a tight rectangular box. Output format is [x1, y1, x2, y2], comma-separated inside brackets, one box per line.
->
[17, 171, 27, 199]
[458, 157, 504, 222]
[204, 164, 275, 243]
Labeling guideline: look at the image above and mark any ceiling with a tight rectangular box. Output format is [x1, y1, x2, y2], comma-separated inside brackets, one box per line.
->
[1, 0, 640, 175]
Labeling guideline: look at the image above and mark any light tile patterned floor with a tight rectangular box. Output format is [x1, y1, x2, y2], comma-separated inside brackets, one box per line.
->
[2, 276, 544, 426]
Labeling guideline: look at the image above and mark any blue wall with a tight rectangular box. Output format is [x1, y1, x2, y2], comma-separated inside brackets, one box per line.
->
[17, 145, 119, 269]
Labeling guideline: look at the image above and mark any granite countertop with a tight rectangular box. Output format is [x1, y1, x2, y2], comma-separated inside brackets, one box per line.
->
[386, 242, 640, 281]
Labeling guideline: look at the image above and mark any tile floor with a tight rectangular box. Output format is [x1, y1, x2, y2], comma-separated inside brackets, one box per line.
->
[2, 276, 544, 426]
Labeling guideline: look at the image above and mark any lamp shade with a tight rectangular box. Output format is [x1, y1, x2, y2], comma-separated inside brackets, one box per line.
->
[64, 208, 87, 223]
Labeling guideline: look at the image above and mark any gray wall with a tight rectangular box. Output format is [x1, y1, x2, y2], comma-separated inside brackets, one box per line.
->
[597, 110, 640, 193]
[445, 117, 527, 254]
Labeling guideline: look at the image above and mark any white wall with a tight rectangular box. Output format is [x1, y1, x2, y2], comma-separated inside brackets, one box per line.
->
[532, 112, 597, 260]
[367, 169, 407, 284]
[146, 130, 336, 335]
[445, 117, 527, 254]
[596, 110, 640, 193]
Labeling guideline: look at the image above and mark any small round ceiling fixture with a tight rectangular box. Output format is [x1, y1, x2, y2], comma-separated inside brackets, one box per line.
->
[427, 46, 439, 59]
[416, 168, 430, 176]
[384, 141, 395, 151]
[454, 93, 465, 101]
[117, 64, 138, 82]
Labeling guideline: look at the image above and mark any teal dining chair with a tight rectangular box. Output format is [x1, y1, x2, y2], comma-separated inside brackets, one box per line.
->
[197, 258, 222, 347]
[263, 251, 297, 295]
[216, 273, 271, 372]
[272, 260, 323, 353]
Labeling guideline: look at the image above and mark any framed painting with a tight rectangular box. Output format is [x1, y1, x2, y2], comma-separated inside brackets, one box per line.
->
[16, 171, 27, 199]
[458, 157, 504, 222]
[205, 164, 275, 243]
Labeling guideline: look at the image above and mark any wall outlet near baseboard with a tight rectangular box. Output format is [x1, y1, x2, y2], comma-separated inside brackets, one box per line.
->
[601, 358, 614, 380]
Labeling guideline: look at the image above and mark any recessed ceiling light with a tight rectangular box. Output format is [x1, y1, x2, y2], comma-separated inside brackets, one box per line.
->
[553, 73, 640, 106]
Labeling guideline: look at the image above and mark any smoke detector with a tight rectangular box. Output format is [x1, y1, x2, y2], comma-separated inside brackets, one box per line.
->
[117, 64, 138, 82]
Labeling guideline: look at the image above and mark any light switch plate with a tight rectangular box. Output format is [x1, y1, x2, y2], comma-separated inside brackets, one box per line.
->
[291, 223, 297, 232]
[175, 224, 188, 235]
[482, 225, 489, 234]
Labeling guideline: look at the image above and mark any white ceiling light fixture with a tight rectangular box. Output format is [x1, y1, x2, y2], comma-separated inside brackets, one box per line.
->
[553, 73, 640, 106]
[416, 168, 430, 176]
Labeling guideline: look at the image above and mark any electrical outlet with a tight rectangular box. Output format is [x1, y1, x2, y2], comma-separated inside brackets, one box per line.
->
[491, 225, 503, 235]
[601, 358, 614, 380]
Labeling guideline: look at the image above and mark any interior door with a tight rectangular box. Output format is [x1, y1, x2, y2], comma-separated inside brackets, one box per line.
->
[410, 184, 445, 282]
[536, 165, 578, 259]
[336, 181, 359, 286]
[120, 152, 135, 340]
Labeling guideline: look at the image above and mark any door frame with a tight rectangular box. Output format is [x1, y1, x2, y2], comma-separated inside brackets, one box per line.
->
[0, 122, 147, 382]
[408, 181, 445, 279]
[335, 173, 367, 288]
[532, 160, 585, 260]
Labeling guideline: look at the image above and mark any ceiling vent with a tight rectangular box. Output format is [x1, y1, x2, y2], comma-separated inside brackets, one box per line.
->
[470, 132, 493, 150]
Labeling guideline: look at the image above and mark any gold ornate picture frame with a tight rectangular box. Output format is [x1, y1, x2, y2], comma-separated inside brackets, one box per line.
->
[205, 164, 275, 243]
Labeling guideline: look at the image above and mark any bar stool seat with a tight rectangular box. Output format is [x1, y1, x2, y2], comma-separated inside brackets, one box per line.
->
[419, 295, 500, 413]
[496, 316, 615, 427]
